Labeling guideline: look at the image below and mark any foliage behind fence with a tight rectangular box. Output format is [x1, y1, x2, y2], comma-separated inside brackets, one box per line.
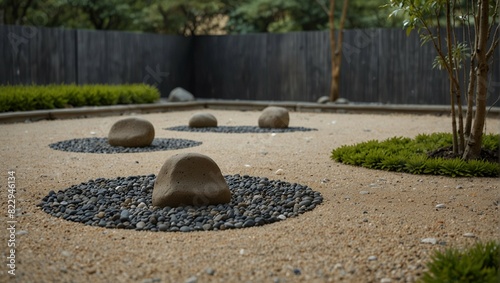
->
[1, 25, 498, 105]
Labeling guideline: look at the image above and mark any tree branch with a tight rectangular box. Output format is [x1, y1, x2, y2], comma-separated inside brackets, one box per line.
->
[314, 0, 330, 15]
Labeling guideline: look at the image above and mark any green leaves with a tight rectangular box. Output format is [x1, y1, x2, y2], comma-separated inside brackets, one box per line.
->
[432, 42, 470, 70]
[330, 132, 500, 177]
[0, 84, 160, 112]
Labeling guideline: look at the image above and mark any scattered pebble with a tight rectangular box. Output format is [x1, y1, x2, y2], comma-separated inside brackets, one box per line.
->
[381, 278, 392, 283]
[463, 233, 476, 238]
[165, 125, 317, 134]
[15, 230, 28, 235]
[435, 203, 446, 209]
[185, 276, 197, 283]
[456, 185, 464, 189]
[368, 255, 377, 261]
[421, 238, 438, 245]
[49, 138, 202, 154]
[205, 268, 215, 275]
[360, 191, 370, 195]
[275, 169, 284, 175]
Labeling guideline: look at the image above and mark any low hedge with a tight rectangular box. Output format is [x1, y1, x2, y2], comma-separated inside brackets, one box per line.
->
[0, 84, 160, 112]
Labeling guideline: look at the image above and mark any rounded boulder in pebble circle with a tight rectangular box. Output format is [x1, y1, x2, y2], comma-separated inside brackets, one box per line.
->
[108, 117, 155, 147]
[258, 106, 290, 128]
[153, 153, 231, 208]
[188, 112, 218, 128]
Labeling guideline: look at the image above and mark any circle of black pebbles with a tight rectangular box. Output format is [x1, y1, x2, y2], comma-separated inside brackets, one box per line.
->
[49, 137, 202, 154]
[165, 125, 317, 133]
[38, 174, 323, 232]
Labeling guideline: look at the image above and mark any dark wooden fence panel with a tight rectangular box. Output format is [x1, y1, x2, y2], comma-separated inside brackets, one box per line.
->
[194, 34, 268, 100]
[0, 25, 76, 85]
[267, 33, 308, 101]
[76, 30, 108, 84]
[76, 30, 193, 96]
[304, 31, 331, 102]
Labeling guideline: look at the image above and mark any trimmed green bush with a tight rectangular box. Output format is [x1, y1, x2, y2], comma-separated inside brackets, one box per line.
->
[331, 133, 500, 177]
[0, 84, 160, 112]
[419, 241, 500, 283]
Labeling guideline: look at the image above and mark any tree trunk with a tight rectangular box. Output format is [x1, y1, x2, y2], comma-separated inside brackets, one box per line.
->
[463, 0, 490, 160]
[328, 0, 337, 101]
[328, 0, 349, 102]
[445, 1, 460, 154]
[464, 57, 476, 140]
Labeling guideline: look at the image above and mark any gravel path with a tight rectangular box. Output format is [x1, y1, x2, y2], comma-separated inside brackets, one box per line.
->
[0, 109, 498, 283]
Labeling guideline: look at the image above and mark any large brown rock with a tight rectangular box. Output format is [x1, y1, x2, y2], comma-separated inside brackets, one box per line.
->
[152, 153, 231, 208]
[258, 106, 290, 128]
[108, 118, 155, 147]
[189, 112, 218, 128]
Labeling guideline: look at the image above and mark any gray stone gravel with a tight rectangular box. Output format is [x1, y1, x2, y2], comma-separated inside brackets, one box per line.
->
[165, 125, 317, 133]
[49, 137, 202, 153]
[38, 174, 323, 232]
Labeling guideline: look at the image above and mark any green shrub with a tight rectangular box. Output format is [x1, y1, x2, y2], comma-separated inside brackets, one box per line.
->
[419, 241, 500, 283]
[331, 133, 500, 177]
[0, 84, 160, 112]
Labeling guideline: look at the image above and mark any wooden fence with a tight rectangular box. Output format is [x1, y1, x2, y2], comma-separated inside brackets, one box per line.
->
[0, 25, 193, 97]
[1, 25, 499, 105]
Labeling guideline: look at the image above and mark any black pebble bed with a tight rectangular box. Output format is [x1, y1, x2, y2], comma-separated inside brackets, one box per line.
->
[165, 125, 317, 133]
[38, 174, 323, 232]
[49, 137, 202, 154]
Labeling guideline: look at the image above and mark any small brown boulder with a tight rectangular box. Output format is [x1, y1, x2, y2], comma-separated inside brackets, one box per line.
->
[168, 87, 195, 102]
[152, 153, 231, 208]
[108, 118, 155, 147]
[258, 106, 290, 128]
[189, 113, 218, 128]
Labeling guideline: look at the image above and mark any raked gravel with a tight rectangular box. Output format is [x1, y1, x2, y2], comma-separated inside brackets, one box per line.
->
[1, 110, 498, 283]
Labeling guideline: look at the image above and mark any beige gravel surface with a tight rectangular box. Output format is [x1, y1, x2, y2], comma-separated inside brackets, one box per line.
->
[0, 109, 499, 283]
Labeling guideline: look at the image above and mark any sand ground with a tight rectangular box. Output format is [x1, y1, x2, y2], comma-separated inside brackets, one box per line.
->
[0, 109, 499, 283]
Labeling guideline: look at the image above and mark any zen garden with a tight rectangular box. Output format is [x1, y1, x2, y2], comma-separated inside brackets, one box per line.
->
[0, 1, 499, 283]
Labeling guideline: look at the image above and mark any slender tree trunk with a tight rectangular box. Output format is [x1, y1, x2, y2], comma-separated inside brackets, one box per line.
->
[463, 0, 490, 160]
[328, 0, 337, 101]
[464, 58, 476, 140]
[328, 0, 349, 102]
[445, 1, 460, 154]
